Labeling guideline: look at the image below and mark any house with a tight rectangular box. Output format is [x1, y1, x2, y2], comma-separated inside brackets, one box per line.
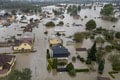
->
[49, 38, 62, 46]
[97, 77, 110, 80]
[13, 43, 33, 52]
[13, 38, 34, 52]
[7, 15, 16, 22]
[0, 54, 16, 77]
[52, 44, 70, 58]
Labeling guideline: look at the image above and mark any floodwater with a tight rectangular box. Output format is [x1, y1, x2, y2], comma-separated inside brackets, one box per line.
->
[0, 3, 120, 80]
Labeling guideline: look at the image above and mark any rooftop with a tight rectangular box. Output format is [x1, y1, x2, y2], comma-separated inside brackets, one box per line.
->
[52, 44, 70, 58]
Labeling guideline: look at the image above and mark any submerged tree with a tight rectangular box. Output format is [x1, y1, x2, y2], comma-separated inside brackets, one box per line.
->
[98, 59, 105, 74]
[87, 41, 97, 64]
[86, 19, 96, 31]
[100, 4, 114, 16]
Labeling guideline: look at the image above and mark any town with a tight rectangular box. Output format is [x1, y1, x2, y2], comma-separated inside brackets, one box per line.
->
[0, 0, 120, 80]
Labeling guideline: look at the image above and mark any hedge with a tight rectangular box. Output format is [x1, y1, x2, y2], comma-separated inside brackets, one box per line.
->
[108, 71, 119, 79]
[75, 69, 89, 72]
[112, 66, 120, 71]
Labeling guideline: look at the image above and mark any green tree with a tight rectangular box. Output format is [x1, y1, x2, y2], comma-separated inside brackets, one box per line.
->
[87, 41, 97, 62]
[47, 49, 50, 59]
[21, 68, 32, 80]
[72, 56, 76, 62]
[104, 31, 114, 41]
[57, 21, 64, 26]
[8, 70, 21, 80]
[66, 63, 76, 76]
[86, 19, 96, 31]
[96, 48, 104, 63]
[98, 59, 105, 74]
[78, 5, 81, 11]
[52, 58, 58, 69]
[45, 21, 55, 27]
[7, 68, 32, 80]
[73, 32, 84, 43]
[67, 5, 80, 16]
[96, 37, 105, 44]
[100, 4, 114, 16]
[115, 32, 120, 39]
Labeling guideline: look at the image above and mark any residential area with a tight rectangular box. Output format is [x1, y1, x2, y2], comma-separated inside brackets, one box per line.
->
[0, 0, 120, 80]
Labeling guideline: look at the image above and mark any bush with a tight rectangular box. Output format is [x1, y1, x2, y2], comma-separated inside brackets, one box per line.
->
[84, 15, 88, 18]
[100, 4, 114, 16]
[66, 63, 76, 76]
[73, 32, 84, 43]
[80, 57, 85, 62]
[72, 56, 76, 62]
[115, 32, 120, 39]
[45, 21, 55, 27]
[44, 31, 48, 35]
[56, 32, 61, 36]
[86, 19, 96, 31]
[77, 55, 81, 59]
[69, 69, 76, 76]
[86, 59, 91, 64]
[57, 21, 64, 26]
[98, 60, 105, 74]
[112, 65, 120, 71]
[52, 59, 58, 69]
[105, 45, 112, 52]
[46, 49, 50, 59]
[47, 63, 52, 72]
[108, 71, 118, 79]
[75, 69, 89, 72]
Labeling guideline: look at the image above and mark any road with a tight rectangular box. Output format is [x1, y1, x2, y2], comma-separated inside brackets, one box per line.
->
[29, 22, 48, 80]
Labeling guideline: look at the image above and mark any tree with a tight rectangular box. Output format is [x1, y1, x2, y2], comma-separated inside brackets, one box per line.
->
[21, 68, 32, 80]
[87, 41, 97, 62]
[7, 70, 21, 80]
[104, 31, 114, 41]
[115, 32, 120, 39]
[7, 68, 32, 80]
[52, 58, 58, 69]
[78, 5, 81, 11]
[67, 5, 80, 16]
[73, 32, 84, 43]
[53, 9, 62, 16]
[56, 32, 61, 36]
[45, 21, 55, 27]
[96, 48, 104, 63]
[86, 19, 96, 31]
[72, 56, 76, 62]
[96, 37, 105, 44]
[100, 4, 114, 16]
[46, 49, 50, 59]
[98, 59, 105, 74]
[57, 21, 64, 26]
[66, 63, 76, 76]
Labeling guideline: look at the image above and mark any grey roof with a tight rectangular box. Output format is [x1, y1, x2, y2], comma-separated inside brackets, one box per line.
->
[52, 44, 69, 58]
